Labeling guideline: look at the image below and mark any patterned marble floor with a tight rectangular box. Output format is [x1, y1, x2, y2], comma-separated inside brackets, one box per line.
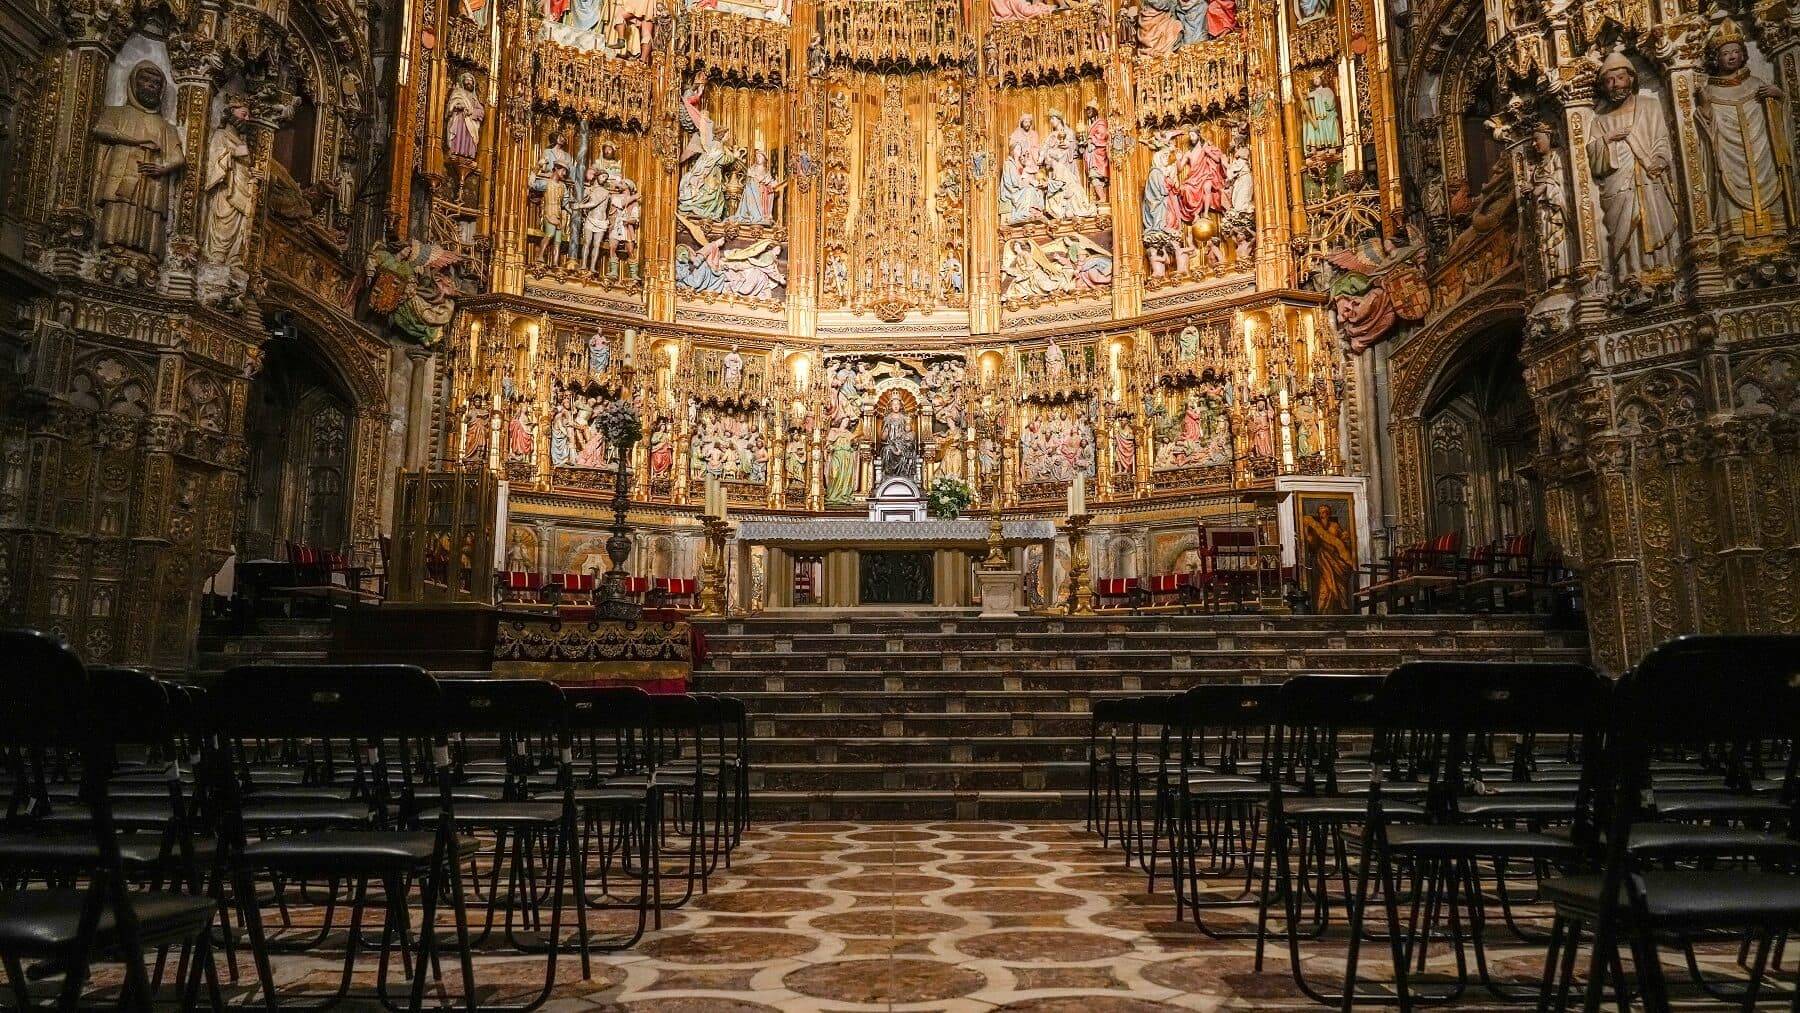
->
[81, 821, 1765, 1009]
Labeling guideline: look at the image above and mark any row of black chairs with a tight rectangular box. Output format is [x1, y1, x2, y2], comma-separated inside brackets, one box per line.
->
[1088, 634, 1800, 1010]
[0, 628, 751, 1011]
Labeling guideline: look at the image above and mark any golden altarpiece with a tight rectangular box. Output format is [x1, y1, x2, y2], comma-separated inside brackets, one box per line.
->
[420, 0, 1406, 611]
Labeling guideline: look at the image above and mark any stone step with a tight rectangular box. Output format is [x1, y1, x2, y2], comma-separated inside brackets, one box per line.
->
[748, 736, 1092, 765]
[755, 712, 1092, 739]
[754, 760, 1090, 792]
[727, 689, 1093, 715]
[749, 789, 1088, 822]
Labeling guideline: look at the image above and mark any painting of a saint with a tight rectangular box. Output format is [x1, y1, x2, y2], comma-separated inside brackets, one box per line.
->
[1298, 496, 1355, 614]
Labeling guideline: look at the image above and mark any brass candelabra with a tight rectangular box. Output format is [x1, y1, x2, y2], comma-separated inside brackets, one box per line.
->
[697, 515, 733, 617]
[1064, 512, 1094, 616]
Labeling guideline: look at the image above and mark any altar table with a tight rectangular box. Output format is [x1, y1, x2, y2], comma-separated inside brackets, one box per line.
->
[732, 518, 1059, 609]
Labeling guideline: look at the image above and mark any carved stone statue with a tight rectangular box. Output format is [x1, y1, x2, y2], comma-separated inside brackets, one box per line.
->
[1697, 21, 1791, 250]
[879, 406, 919, 479]
[444, 71, 485, 161]
[1529, 129, 1571, 280]
[92, 61, 185, 259]
[1585, 51, 1682, 290]
[201, 96, 257, 281]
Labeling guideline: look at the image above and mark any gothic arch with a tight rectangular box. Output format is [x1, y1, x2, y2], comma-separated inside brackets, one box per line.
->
[1387, 290, 1526, 421]
[261, 279, 390, 409]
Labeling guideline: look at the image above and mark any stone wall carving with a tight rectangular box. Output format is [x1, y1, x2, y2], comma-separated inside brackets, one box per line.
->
[1384, 0, 1800, 670]
[0, 0, 412, 670]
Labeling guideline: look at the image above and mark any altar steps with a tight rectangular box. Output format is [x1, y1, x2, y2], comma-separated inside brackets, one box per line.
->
[693, 613, 1587, 821]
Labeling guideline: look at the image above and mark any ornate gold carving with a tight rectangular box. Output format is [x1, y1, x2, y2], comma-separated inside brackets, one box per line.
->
[530, 36, 656, 128]
[680, 8, 789, 86]
[1134, 38, 1248, 125]
[816, 0, 962, 70]
[987, 4, 1110, 87]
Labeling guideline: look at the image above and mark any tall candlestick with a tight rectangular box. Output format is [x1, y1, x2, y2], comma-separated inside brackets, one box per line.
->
[1069, 473, 1085, 516]
[704, 476, 719, 517]
[718, 483, 729, 520]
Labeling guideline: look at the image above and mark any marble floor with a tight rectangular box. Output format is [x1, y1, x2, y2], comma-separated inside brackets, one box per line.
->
[64, 821, 1769, 1009]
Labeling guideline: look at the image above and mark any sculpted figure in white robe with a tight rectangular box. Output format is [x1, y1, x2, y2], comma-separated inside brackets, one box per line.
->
[202, 96, 257, 273]
[1585, 53, 1683, 286]
[1698, 25, 1791, 246]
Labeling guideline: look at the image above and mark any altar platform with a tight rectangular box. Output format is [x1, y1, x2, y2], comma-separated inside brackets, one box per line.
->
[731, 517, 1059, 609]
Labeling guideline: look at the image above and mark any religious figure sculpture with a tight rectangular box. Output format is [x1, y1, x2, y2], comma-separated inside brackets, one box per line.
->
[364, 239, 462, 345]
[732, 147, 779, 225]
[200, 95, 256, 288]
[1586, 50, 1683, 293]
[573, 167, 612, 272]
[588, 330, 612, 374]
[722, 345, 745, 388]
[1177, 325, 1200, 359]
[1178, 132, 1228, 220]
[939, 251, 965, 294]
[605, 174, 641, 278]
[678, 125, 741, 221]
[444, 72, 484, 160]
[1000, 115, 1047, 225]
[1044, 339, 1067, 381]
[1136, 0, 1183, 55]
[1225, 144, 1254, 216]
[1697, 21, 1791, 252]
[1043, 112, 1097, 219]
[1302, 74, 1342, 151]
[825, 420, 858, 504]
[93, 61, 185, 262]
[535, 162, 573, 267]
[1113, 415, 1137, 475]
[1082, 104, 1110, 204]
[880, 406, 919, 480]
[1528, 128, 1571, 280]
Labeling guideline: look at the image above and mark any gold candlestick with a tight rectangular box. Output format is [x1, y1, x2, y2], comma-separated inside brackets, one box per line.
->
[1065, 513, 1095, 616]
[698, 515, 732, 617]
[982, 484, 1008, 571]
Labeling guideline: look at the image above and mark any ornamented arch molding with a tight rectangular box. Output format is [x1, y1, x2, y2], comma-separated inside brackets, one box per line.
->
[260, 278, 390, 408]
[1387, 285, 1527, 420]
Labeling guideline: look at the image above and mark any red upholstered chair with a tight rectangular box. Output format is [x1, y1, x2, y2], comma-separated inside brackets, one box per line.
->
[286, 541, 328, 587]
[541, 571, 596, 605]
[495, 569, 542, 604]
[622, 576, 652, 602]
[1094, 577, 1137, 610]
[1141, 572, 1184, 608]
[650, 577, 698, 609]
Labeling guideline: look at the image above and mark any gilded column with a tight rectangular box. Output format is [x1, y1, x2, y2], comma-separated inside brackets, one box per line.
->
[967, 13, 1002, 335]
[1263, 0, 1302, 288]
[786, 0, 820, 338]
[491, 7, 533, 293]
[1107, 53, 1142, 319]
[39, 17, 118, 270]
[643, 31, 682, 322]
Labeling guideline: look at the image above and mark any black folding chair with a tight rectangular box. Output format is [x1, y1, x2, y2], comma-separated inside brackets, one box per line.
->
[1338, 661, 1608, 1006]
[0, 629, 219, 1010]
[209, 663, 474, 1010]
[1539, 634, 1800, 1012]
[563, 686, 657, 943]
[435, 678, 587, 1009]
